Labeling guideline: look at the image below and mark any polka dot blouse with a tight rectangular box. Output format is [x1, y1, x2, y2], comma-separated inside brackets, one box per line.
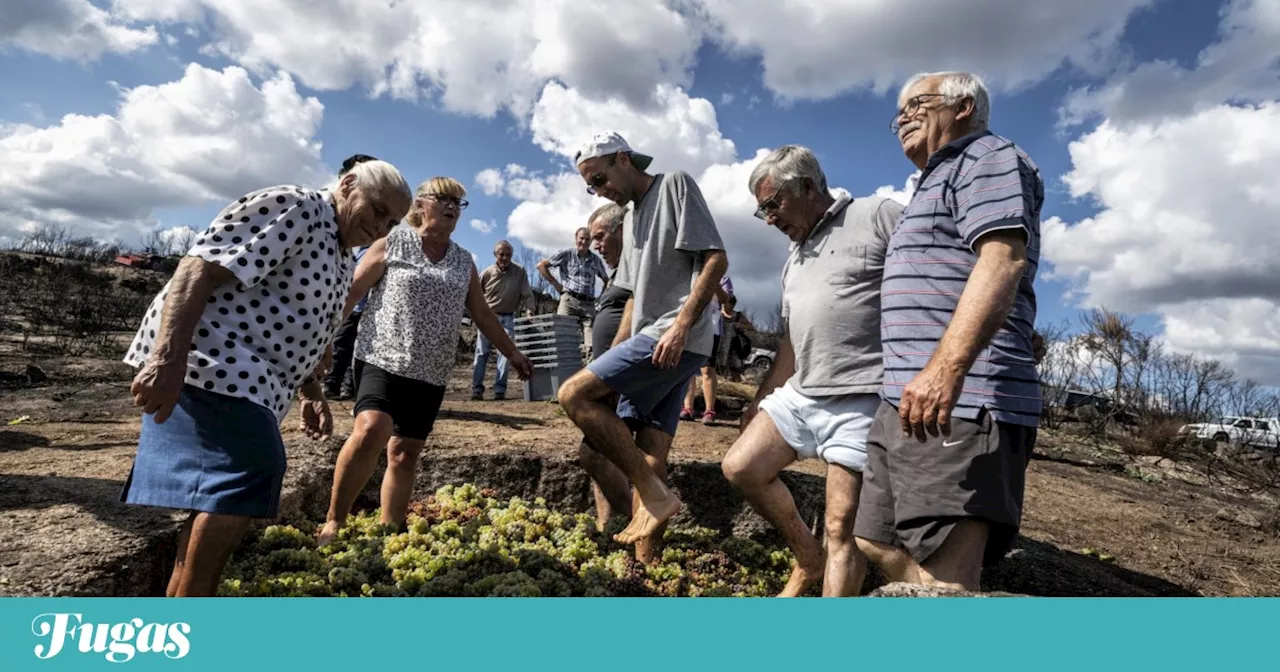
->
[124, 185, 356, 422]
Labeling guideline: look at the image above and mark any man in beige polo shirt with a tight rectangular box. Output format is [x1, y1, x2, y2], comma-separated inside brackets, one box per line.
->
[472, 240, 534, 401]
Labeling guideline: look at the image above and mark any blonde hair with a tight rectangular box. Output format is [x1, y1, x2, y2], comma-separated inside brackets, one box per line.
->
[408, 176, 467, 227]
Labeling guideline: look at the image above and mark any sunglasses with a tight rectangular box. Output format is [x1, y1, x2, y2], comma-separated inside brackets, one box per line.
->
[340, 154, 378, 174]
[584, 154, 619, 195]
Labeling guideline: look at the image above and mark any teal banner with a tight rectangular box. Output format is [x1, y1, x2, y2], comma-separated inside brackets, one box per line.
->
[0, 598, 1272, 670]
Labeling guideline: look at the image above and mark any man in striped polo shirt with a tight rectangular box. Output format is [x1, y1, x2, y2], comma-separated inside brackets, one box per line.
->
[853, 71, 1044, 592]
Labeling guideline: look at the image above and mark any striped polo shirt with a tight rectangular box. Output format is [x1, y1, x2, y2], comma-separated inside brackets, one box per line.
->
[880, 130, 1044, 427]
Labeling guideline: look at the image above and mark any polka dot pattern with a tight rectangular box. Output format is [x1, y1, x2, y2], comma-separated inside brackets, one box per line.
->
[124, 185, 355, 421]
[355, 224, 472, 386]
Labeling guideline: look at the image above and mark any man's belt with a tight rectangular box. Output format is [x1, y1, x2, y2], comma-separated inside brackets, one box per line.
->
[566, 290, 594, 302]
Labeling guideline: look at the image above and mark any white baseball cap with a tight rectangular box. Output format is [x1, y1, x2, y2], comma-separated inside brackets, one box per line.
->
[573, 131, 653, 171]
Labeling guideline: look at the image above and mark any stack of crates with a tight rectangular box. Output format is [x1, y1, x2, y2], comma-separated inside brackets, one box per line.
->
[514, 314, 585, 401]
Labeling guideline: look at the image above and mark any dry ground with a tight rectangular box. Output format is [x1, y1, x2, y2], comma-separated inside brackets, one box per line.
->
[3, 341, 1279, 596]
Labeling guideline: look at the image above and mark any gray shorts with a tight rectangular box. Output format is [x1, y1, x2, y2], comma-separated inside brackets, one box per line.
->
[852, 400, 1036, 567]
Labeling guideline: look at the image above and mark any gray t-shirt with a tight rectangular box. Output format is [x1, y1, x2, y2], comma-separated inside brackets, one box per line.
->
[614, 171, 725, 357]
[782, 193, 902, 396]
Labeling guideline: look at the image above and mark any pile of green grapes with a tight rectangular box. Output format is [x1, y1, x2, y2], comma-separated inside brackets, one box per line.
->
[220, 483, 794, 597]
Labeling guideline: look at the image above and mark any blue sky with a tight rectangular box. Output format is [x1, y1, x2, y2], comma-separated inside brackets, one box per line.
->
[3, 0, 1278, 380]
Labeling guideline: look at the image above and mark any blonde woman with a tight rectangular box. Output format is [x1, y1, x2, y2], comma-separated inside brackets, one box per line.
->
[318, 177, 532, 544]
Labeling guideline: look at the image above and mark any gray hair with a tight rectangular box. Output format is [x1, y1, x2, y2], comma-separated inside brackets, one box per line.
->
[748, 145, 829, 197]
[899, 71, 990, 132]
[493, 239, 513, 254]
[326, 159, 412, 204]
[588, 203, 626, 232]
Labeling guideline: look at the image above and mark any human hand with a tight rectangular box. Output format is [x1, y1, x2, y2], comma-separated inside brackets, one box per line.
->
[652, 325, 689, 369]
[898, 362, 965, 442]
[131, 357, 187, 423]
[510, 351, 534, 380]
[299, 396, 333, 441]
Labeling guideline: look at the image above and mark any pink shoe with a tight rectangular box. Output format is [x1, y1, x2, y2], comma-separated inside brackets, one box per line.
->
[679, 408, 695, 421]
[701, 411, 717, 425]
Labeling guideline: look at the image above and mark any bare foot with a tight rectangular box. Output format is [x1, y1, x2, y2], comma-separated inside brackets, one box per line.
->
[613, 494, 681, 544]
[778, 555, 825, 597]
[634, 531, 665, 565]
[316, 521, 341, 547]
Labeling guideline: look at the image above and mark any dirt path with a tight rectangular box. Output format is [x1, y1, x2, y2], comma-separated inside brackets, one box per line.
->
[3, 360, 1279, 596]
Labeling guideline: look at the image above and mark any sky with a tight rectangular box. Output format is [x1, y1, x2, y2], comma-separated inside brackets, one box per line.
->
[2, 0, 1279, 383]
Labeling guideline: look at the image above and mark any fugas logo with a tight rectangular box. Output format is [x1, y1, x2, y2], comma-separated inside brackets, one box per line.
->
[31, 613, 191, 663]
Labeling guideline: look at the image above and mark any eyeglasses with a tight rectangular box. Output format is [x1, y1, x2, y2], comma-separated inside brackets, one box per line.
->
[753, 186, 783, 220]
[423, 194, 469, 210]
[890, 93, 947, 134]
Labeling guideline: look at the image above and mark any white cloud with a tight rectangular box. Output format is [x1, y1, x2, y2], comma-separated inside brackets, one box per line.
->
[1061, 0, 1280, 127]
[475, 168, 506, 197]
[1, 0, 158, 61]
[1161, 300, 1280, 383]
[507, 172, 606, 255]
[1043, 102, 1280, 382]
[696, 0, 1155, 101]
[530, 82, 737, 175]
[0, 63, 327, 244]
[872, 171, 920, 206]
[111, 0, 702, 118]
[470, 219, 497, 235]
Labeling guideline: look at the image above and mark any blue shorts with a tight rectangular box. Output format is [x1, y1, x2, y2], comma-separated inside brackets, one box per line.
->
[586, 334, 707, 436]
[121, 385, 287, 519]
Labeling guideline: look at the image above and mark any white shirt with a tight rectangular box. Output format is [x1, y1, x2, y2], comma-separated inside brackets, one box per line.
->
[124, 185, 356, 421]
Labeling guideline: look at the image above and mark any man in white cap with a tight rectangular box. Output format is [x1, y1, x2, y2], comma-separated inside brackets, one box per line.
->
[559, 132, 728, 562]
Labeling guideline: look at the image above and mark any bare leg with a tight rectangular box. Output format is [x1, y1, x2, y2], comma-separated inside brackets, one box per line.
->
[166, 514, 195, 597]
[173, 512, 251, 597]
[380, 436, 426, 528]
[683, 375, 698, 412]
[633, 428, 673, 564]
[578, 440, 632, 531]
[318, 410, 394, 545]
[721, 412, 823, 597]
[560, 370, 681, 544]
[855, 537, 921, 584]
[701, 367, 717, 420]
[918, 519, 989, 592]
[822, 464, 866, 597]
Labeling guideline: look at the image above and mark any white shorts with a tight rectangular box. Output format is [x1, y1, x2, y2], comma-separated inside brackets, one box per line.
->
[758, 382, 879, 472]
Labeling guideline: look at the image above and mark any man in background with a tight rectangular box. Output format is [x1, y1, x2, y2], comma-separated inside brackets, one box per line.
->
[472, 240, 534, 401]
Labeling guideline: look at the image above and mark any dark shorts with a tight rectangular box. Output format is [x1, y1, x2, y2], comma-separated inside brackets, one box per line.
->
[122, 385, 286, 518]
[353, 361, 446, 441]
[852, 400, 1037, 567]
[586, 334, 707, 436]
[705, 336, 721, 371]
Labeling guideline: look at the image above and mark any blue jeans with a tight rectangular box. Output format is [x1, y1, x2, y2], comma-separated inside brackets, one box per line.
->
[472, 313, 516, 396]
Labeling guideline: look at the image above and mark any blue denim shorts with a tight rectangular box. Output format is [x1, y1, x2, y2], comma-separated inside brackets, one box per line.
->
[586, 334, 707, 436]
[121, 385, 286, 518]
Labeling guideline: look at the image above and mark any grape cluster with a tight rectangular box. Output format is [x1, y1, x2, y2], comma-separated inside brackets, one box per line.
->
[220, 483, 794, 597]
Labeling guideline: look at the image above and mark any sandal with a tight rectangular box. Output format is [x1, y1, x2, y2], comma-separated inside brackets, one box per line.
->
[679, 408, 695, 421]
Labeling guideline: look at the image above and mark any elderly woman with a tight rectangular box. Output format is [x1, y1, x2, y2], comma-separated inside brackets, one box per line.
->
[123, 158, 414, 596]
[317, 177, 533, 545]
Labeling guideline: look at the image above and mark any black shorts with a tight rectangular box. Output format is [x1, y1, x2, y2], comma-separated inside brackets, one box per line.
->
[706, 336, 721, 371]
[853, 401, 1036, 568]
[353, 361, 446, 441]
